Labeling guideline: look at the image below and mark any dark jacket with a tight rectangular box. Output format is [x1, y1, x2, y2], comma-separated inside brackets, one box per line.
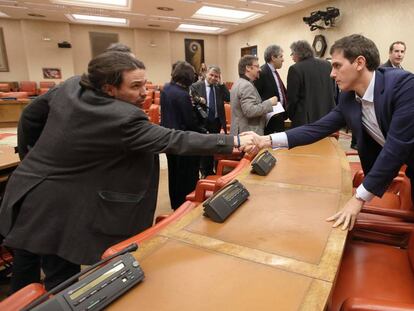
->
[286, 68, 414, 198]
[254, 63, 287, 133]
[160, 82, 202, 132]
[287, 57, 336, 128]
[190, 80, 230, 133]
[0, 76, 233, 264]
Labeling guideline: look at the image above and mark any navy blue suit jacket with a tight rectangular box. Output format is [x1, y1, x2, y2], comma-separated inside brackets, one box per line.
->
[160, 82, 201, 132]
[286, 67, 414, 197]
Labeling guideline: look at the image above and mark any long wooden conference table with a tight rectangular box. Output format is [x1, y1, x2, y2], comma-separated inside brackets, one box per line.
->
[108, 137, 352, 310]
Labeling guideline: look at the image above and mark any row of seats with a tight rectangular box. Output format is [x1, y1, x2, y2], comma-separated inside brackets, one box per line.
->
[327, 143, 414, 310]
[0, 81, 56, 99]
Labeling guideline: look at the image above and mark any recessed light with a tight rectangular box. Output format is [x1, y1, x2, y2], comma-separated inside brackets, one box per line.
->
[52, 0, 130, 10]
[176, 23, 226, 34]
[66, 14, 128, 26]
[193, 6, 263, 23]
[148, 24, 160, 27]
[157, 6, 174, 11]
[28, 13, 46, 18]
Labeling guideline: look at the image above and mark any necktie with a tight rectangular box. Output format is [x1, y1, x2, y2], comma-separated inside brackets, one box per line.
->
[275, 70, 287, 108]
[208, 85, 216, 121]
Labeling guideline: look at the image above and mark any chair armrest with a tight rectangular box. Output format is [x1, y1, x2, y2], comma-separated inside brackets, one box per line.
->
[0, 283, 46, 311]
[345, 150, 359, 156]
[102, 201, 196, 258]
[355, 218, 414, 234]
[216, 160, 239, 175]
[342, 297, 414, 311]
[192, 180, 216, 202]
[361, 206, 414, 221]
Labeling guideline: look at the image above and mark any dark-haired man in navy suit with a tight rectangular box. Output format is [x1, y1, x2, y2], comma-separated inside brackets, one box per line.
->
[252, 34, 414, 231]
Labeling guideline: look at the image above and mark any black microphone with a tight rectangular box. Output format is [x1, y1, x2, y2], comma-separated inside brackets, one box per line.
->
[21, 243, 138, 311]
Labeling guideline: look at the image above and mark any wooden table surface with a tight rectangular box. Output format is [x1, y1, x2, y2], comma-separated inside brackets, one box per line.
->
[108, 138, 352, 311]
[0, 146, 19, 170]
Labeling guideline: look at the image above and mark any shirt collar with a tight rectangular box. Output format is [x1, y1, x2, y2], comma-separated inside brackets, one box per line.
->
[356, 71, 375, 103]
[267, 62, 276, 72]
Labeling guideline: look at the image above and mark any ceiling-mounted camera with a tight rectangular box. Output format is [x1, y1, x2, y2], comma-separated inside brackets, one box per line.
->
[303, 7, 340, 31]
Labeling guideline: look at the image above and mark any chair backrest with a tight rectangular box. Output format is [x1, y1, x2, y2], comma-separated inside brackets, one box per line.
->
[19, 81, 37, 95]
[148, 104, 160, 124]
[142, 96, 152, 110]
[38, 88, 50, 95]
[214, 151, 258, 191]
[0, 83, 10, 92]
[224, 103, 231, 132]
[39, 81, 56, 89]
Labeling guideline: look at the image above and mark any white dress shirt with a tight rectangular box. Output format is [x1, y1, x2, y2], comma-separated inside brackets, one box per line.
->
[267, 63, 285, 106]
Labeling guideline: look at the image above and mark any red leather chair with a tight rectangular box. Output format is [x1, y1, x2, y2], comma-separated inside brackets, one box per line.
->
[39, 81, 56, 89]
[224, 103, 231, 133]
[102, 200, 197, 258]
[141, 96, 152, 111]
[153, 97, 160, 106]
[19, 81, 37, 96]
[328, 220, 414, 311]
[146, 90, 154, 100]
[0, 83, 11, 92]
[0, 283, 46, 311]
[148, 104, 160, 125]
[37, 88, 50, 95]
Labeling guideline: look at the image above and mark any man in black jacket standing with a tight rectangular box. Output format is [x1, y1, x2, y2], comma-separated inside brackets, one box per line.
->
[254, 44, 287, 134]
[287, 40, 336, 128]
[190, 65, 230, 177]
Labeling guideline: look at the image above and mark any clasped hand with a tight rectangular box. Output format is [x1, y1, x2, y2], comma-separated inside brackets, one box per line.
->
[236, 131, 270, 154]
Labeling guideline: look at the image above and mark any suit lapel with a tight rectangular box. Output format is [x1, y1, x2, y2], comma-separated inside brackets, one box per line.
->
[264, 65, 278, 95]
[373, 70, 387, 138]
[200, 81, 207, 99]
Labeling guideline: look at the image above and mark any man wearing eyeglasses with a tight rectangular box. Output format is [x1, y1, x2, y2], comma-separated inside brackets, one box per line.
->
[230, 55, 278, 135]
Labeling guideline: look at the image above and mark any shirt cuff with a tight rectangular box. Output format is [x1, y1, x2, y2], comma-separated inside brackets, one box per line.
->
[269, 132, 289, 149]
[355, 184, 375, 202]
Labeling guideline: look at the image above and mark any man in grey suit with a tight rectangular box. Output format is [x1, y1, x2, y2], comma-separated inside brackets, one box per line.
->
[287, 40, 335, 128]
[230, 55, 277, 135]
[0, 51, 257, 292]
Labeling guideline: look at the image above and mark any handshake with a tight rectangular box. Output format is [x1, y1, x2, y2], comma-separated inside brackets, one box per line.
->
[233, 131, 272, 154]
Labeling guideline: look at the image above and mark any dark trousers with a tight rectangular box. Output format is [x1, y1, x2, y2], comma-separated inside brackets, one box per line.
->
[264, 114, 285, 135]
[167, 154, 200, 210]
[10, 248, 80, 293]
[200, 118, 222, 177]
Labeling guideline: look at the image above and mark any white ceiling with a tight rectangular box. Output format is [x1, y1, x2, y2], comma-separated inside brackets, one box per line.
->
[0, 0, 328, 35]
